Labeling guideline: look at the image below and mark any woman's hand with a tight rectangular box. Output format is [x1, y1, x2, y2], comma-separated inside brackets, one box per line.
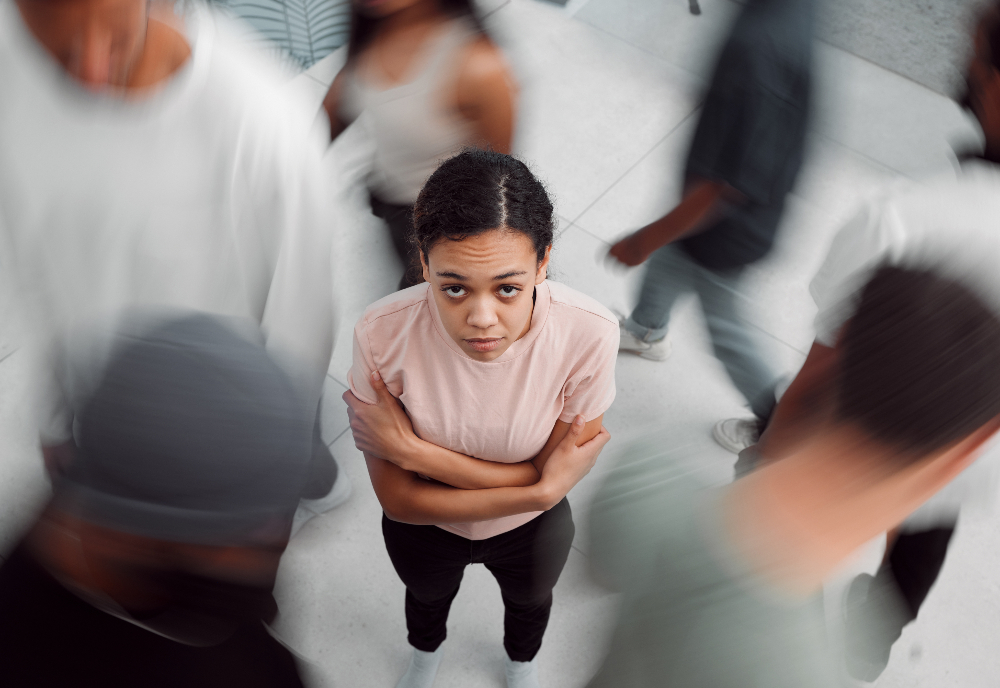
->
[343, 371, 419, 467]
[537, 415, 611, 508]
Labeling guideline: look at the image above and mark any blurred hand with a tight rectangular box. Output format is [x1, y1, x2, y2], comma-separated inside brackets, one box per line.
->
[608, 231, 653, 267]
[539, 415, 610, 505]
[343, 372, 417, 464]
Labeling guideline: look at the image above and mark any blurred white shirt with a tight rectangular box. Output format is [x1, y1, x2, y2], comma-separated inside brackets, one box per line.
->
[809, 161, 1000, 529]
[0, 1, 336, 443]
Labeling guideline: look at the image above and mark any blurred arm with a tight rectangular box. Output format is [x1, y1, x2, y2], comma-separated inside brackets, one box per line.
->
[608, 178, 731, 267]
[455, 37, 517, 154]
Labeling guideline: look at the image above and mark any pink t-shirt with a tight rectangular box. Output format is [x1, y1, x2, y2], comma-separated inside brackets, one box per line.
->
[349, 279, 618, 540]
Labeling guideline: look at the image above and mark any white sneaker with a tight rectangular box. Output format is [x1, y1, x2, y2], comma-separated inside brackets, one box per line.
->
[618, 324, 671, 361]
[505, 654, 541, 688]
[291, 465, 353, 537]
[396, 647, 444, 688]
[712, 418, 760, 454]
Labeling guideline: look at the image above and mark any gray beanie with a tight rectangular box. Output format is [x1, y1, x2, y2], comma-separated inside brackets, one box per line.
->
[54, 313, 312, 546]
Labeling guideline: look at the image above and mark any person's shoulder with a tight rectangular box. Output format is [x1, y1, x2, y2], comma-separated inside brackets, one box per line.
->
[357, 284, 431, 333]
[545, 281, 618, 332]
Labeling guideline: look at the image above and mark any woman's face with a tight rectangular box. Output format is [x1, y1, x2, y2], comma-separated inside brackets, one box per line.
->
[422, 229, 550, 362]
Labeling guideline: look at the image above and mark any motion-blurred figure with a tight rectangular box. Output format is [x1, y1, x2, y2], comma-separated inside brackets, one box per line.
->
[0, 0, 344, 528]
[322, 0, 517, 289]
[750, 4, 1000, 679]
[608, 0, 814, 453]
[0, 314, 313, 687]
[587, 266, 1000, 688]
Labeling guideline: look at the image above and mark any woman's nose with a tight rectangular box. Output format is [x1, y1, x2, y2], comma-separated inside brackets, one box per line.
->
[467, 297, 499, 329]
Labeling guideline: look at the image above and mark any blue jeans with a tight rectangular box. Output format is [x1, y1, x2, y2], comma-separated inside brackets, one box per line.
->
[625, 244, 779, 421]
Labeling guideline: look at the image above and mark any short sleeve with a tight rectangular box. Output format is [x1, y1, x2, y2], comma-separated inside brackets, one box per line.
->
[558, 321, 618, 423]
[347, 318, 378, 405]
[810, 199, 905, 347]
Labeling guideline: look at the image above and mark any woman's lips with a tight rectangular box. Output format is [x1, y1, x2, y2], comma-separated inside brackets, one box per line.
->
[465, 338, 502, 353]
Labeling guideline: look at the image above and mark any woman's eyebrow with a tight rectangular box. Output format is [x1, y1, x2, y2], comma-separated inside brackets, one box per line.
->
[436, 271, 467, 280]
[493, 270, 528, 280]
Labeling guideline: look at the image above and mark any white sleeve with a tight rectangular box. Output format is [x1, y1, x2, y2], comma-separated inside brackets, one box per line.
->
[809, 198, 907, 347]
[254, 109, 337, 419]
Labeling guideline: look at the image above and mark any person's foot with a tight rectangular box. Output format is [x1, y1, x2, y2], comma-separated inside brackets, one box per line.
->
[618, 324, 671, 361]
[843, 572, 909, 682]
[712, 418, 761, 454]
[291, 461, 353, 536]
[396, 646, 444, 688]
[505, 654, 541, 688]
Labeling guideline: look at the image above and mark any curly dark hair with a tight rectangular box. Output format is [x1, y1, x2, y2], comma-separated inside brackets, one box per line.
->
[411, 149, 555, 266]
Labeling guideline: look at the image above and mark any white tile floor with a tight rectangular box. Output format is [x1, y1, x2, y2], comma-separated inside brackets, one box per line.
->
[2, 0, 999, 685]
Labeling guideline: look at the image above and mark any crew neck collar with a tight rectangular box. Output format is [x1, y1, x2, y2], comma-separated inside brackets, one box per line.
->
[426, 280, 552, 364]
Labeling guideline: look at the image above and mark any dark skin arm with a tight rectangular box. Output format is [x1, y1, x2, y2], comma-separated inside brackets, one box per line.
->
[608, 178, 735, 267]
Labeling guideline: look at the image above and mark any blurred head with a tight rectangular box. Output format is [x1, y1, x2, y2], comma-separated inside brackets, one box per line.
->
[833, 266, 1000, 467]
[962, 3, 1000, 153]
[347, 0, 485, 59]
[413, 149, 555, 361]
[54, 312, 312, 547]
[15, 0, 149, 89]
[40, 313, 312, 632]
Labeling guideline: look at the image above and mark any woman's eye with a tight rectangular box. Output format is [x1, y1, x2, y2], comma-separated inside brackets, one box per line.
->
[498, 286, 521, 298]
[443, 286, 467, 298]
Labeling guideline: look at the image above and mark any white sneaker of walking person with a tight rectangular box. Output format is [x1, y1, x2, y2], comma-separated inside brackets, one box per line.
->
[396, 646, 444, 688]
[291, 463, 353, 537]
[505, 654, 541, 688]
[712, 418, 761, 454]
[617, 321, 671, 361]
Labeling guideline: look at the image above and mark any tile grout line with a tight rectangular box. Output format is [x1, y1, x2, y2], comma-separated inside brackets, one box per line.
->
[568, 108, 702, 228]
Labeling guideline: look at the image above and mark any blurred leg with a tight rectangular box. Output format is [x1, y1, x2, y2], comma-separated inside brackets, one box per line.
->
[625, 244, 695, 342]
[692, 262, 780, 422]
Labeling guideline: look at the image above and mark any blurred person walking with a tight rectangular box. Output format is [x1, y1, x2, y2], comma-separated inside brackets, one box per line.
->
[322, 0, 517, 290]
[0, 0, 345, 529]
[587, 265, 1000, 688]
[745, 5, 1000, 679]
[608, 0, 815, 453]
[342, 150, 616, 688]
[0, 314, 314, 687]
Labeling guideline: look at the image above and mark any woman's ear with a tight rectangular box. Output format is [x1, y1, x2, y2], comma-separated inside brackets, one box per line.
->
[536, 246, 552, 284]
[420, 252, 430, 283]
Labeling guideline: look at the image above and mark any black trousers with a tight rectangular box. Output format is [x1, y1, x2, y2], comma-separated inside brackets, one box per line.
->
[369, 194, 422, 291]
[381, 499, 575, 662]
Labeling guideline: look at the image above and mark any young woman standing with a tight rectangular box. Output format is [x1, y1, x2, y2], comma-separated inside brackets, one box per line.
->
[323, 0, 517, 289]
[343, 150, 618, 688]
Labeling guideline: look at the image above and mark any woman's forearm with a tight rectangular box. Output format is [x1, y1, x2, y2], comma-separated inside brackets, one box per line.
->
[366, 454, 557, 525]
[399, 437, 540, 490]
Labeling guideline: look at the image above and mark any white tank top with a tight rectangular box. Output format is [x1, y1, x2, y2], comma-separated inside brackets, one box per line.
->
[339, 19, 478, 205]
